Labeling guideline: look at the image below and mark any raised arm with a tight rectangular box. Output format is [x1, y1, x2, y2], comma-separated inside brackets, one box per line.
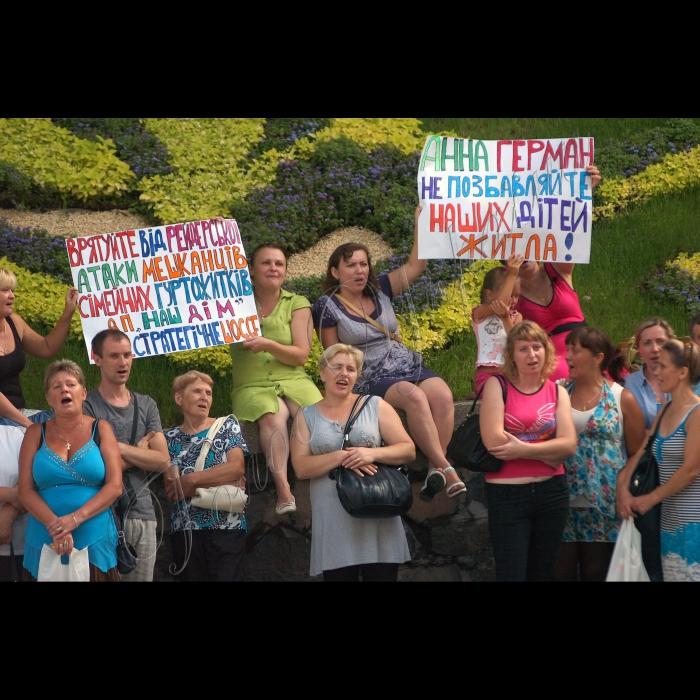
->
[551, 164, 601, 280]
[387, 205, 427, 297]
[12, 288, 78, 360]
[240, 306, 313, 366]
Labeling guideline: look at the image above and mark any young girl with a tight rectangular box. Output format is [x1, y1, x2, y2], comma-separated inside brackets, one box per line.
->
[472, 255, 523, 395]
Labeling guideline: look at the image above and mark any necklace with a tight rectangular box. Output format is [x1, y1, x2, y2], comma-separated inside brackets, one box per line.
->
[575, 383, 602, 410]
[54, 416, 84, 451]
[257, 293, 280, 323]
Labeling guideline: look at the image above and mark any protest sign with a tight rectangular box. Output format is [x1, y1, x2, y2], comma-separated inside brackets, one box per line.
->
[417, 137, 595, 263]
[65, 218, 259, 362]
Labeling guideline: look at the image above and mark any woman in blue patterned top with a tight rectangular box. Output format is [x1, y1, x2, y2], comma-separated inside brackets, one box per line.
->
[165, 371, 248, 582]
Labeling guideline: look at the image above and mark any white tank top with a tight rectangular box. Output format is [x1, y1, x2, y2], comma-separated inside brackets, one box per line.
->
[474, 310, 517, 367]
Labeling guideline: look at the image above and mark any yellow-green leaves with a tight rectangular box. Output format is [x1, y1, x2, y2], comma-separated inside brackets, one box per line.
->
[0, 118, 134, 202]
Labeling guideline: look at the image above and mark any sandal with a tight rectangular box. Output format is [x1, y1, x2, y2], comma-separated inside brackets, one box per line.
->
[419, 468, 447, 503]
[276, 497, 297, 516]
[444, 466, 467, 499]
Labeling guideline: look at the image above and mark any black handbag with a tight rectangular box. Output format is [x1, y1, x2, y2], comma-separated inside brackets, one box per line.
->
[447, 375, 507, 473]
[329, 395, 413, 519]
[629, 403, 669, 497]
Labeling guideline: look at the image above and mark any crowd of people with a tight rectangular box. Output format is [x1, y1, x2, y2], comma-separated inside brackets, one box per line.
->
[2, 163, 700, 582]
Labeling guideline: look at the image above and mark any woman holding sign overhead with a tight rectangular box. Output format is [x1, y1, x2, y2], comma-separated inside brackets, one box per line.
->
[515, 165, 601, 382]
[313, 206, 466, 503]
[226, 239, 322, 516]
[0, 267, 78, 430]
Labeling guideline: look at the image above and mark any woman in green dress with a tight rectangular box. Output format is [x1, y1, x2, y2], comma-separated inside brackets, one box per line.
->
[230, 243, 322, 515]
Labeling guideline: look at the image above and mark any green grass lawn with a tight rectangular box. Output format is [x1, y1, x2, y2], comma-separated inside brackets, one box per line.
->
[418, 118, 691, 142]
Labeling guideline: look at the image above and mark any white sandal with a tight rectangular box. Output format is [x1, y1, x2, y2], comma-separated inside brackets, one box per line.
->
[276, 496, 297, 515]
[444, 466, 467, 499]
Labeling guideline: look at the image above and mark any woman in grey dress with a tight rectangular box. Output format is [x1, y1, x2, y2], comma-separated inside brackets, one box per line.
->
[313, 206, 466, 503]
[291, 343, 415, 581]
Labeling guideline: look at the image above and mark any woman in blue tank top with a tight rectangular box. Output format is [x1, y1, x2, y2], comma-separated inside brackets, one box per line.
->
[18, 360, 122, 581]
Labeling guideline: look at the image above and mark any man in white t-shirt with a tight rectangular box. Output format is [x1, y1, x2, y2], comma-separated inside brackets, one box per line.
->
[0, 426, 28, 582]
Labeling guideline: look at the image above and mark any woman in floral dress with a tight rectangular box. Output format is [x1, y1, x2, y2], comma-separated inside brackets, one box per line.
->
[555, 327, 645, 581]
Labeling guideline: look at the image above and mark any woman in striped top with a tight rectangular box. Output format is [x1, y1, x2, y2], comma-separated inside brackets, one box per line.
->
[617, 339, 700, 581]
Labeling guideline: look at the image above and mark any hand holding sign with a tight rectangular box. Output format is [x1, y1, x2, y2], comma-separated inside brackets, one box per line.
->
[417, 137, 598, 264]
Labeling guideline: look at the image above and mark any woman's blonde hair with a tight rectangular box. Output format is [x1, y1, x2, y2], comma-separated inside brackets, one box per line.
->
[44, 359, 86, 394]
[0, 268, 18, 291]
[171, 370, 214, 398]
[319, 343, 364, 376]
[633, 317, 675, 347]
[503, 321, 557, 382]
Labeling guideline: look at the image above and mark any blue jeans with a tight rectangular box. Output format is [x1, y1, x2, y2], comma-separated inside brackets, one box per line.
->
[486, 475, 569, 582]
[0, 410, 53, 428]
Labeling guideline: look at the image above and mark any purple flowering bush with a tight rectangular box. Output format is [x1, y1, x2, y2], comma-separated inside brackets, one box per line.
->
[0, 220, 71, 282]
[51, 119, 172, 181]
[230, 137, 420, 254]
[595, 118, 700, 181]
[247, 118, 330, 158]
[0, 161, 62, 209]
[644, 264, 700, 315]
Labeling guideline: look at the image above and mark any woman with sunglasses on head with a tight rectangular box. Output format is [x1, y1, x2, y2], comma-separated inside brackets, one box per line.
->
[617, 340, 700, 581]
[624, 317, 675, 429]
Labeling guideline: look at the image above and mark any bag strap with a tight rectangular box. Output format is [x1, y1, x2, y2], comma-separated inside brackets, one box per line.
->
[129, 393, 139, 446]
[343, 395, 371, 438]
[470, 374, 507, 412]
[334, 293, 402, 344]
[194, 415, 231, 472]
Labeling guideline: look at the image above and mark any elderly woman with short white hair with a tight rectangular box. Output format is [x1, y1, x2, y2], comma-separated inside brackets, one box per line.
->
[291, 343, 415, 582]
[165, 371, 249, 582]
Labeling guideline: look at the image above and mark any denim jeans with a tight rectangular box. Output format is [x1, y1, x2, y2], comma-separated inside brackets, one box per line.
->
[486, 475, 570, 582]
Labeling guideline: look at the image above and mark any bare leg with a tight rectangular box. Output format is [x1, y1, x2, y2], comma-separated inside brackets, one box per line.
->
[384, 380, 455, 480]
[257, 398, 294, 507]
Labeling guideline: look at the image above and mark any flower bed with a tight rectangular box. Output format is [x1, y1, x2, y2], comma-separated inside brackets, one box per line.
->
[644, 252, 700, 315]
[0, 220, 71, 282]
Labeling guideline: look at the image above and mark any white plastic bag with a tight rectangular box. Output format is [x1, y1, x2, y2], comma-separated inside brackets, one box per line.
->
[37, 544, 90, 582]
[606, 518, 650, 582]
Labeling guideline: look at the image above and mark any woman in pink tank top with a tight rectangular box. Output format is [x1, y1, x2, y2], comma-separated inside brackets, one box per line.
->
[515, 165, 601, 382]
[480, 321, 577, 581]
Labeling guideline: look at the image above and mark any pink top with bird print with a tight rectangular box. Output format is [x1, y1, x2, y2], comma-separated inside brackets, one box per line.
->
[485, 378, 565, 481]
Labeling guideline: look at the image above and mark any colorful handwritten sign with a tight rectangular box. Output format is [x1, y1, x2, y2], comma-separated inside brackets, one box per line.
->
[65, 219, 259, 361]
[417, 137, 595, 263]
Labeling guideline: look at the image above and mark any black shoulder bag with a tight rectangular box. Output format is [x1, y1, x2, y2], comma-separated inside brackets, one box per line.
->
[447, 375, 508, 473]
[629, 402, 670, 497]
[329, 395, 413, 518]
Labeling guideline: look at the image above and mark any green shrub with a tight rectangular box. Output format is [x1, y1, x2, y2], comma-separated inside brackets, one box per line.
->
[0, 118, 134, 206]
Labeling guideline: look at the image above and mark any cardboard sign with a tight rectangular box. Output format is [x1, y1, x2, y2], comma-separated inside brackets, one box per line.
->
[65, 219, 259, 361]
[417, 136, 595, 263]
